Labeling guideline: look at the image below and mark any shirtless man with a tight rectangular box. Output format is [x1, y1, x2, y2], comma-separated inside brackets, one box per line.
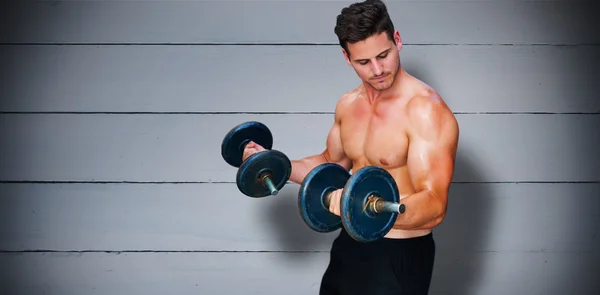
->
[242, 0, 459, 294]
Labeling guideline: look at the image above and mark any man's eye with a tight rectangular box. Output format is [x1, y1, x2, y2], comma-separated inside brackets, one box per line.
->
[378, 54, 388, 59]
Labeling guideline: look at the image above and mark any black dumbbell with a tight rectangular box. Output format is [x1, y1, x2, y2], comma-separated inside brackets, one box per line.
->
[221, 121, 291, 198]
[340, 165, 406, 242]
[298, 163, 406, 242]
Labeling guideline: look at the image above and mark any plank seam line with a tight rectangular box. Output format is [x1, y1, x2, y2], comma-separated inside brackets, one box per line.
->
[0, 250, 327, 254]
[1, 43, 599, 47]
[1, 112, 598, 115]
[1, 181, 598, 184]
[0, 250, 595, 254]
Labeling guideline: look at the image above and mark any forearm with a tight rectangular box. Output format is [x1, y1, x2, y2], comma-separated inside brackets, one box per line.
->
[392, 190, 446, 230]
[289, 154, 328, 184]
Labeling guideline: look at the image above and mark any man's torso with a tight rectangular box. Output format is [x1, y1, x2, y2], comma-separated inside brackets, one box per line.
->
[337, 75, 441, 239]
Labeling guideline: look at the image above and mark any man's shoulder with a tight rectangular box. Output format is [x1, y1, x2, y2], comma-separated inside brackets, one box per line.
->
[406, 88, 453, 121]
[341, 86, 363, 102]
[335, 86, 363, 111]
[406, 88, 458, 137]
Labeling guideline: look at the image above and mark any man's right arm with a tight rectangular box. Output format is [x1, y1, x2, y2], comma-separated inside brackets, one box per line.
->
[289, 103, 352, 184]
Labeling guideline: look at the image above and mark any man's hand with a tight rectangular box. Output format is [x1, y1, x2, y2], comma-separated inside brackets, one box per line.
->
[242, 141, 266, 161]
[328, 188, 343, 216]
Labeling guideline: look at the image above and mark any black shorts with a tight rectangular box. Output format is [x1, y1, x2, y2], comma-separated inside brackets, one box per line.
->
[319, 228, 436, 295]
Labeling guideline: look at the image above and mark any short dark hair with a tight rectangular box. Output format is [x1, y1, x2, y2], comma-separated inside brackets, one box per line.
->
[334, 0, 395, 55]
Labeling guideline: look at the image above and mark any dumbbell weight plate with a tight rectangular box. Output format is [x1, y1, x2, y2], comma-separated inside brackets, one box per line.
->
[221, 121, 273, 168]
[237, 149, 291, 198]
[298, 163, 350, 232]
[341, 166, 400, 242]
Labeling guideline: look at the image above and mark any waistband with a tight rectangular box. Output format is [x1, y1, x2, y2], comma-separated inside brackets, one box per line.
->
[338, 228, 434, 246]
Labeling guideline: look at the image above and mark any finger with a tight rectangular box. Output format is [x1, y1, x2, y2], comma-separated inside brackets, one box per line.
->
[329, 191, 341, 216]
[331, 203, 338, 216]
[242, 147, 256, 160]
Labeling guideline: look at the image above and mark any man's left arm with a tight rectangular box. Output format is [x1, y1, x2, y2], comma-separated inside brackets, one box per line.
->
[392, 97, 459, 230]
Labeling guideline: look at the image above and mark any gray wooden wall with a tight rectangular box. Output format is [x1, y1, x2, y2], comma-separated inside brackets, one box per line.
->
[1, 1, 599, 294]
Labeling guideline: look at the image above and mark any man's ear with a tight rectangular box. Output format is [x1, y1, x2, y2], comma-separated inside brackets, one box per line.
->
[342, 48, 352, 66]
[394, 30, 402, 51]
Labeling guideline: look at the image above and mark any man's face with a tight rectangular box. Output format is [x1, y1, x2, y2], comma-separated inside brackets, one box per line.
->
[343, 31, 402, 91]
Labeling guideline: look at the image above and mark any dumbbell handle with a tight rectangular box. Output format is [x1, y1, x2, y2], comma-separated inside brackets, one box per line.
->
[368, 196, 406, 214]
[259, 172, 279, 195]
[324, 190, 405, 214]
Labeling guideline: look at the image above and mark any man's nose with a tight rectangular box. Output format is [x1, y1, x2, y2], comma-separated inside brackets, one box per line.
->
[371, 61, 384, 76]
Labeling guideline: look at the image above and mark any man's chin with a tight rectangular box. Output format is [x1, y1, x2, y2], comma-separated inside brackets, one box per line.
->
[368, 81, 393, 91]
[367, 75, 396, 90]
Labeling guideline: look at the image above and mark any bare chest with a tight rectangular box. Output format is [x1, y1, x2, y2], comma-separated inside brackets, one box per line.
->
[340, 109, 409, 168]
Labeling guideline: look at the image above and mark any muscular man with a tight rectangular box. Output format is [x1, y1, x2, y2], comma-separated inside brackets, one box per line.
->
[243, 0, 459, 294]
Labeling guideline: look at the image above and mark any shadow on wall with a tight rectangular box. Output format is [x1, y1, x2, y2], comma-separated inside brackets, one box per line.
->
[428, 147, 493, 295]
[403, 60, 493, 294]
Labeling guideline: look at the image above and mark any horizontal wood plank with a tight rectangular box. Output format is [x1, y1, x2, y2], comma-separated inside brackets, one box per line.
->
[1, 1, 597, 44]
[1, 45, 598, 113]
[0, 251, 598, 295]
[0, 114, 597, 183]
[0, 252, 328, 295]
[1, 183, 598, 252]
